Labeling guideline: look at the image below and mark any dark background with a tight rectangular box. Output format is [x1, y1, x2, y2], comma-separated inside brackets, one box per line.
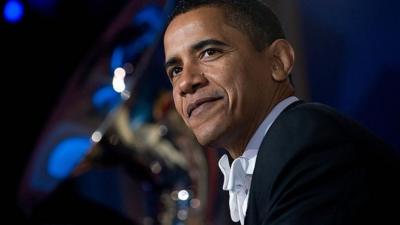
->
[3, 0, 128, 223]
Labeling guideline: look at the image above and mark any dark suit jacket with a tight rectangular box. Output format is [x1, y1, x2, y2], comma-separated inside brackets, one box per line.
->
[245, 102, 400, 225]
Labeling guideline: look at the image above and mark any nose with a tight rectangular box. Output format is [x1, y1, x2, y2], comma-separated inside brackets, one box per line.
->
[177, 69, 208, 96]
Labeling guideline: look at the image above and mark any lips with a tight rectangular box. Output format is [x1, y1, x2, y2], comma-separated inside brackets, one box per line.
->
[187, 96, 223, 118]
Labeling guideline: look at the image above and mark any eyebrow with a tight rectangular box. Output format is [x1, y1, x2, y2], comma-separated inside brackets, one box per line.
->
[164, 39, 229, 70]
[164, 57, 179, 71]
[192, 39, 228, 51]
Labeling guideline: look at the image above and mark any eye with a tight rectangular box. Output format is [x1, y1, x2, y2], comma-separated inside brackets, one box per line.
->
[168, 67, 182, 79]
[201, 48, 221, 59]
[204, 49, 217, 57]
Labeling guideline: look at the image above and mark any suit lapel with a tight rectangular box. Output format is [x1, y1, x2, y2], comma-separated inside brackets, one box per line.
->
[244, 100, 303, 225]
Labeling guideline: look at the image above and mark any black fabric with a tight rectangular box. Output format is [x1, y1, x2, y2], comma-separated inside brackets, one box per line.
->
[245, 102, 400, 225]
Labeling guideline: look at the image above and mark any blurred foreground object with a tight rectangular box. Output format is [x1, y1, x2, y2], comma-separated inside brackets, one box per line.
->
[18, 1, 221, 224]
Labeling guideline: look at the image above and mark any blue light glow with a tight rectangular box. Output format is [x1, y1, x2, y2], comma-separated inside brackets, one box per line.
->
[110, 46, 124, 73]
[92, 85, 120, 112]
[47, 137, 91, 179]
[4, 0, 24, 23]
[109, 5, 165, 73]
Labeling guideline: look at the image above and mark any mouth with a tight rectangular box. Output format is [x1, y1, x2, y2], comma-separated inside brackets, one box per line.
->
[187, 96, 224, 118]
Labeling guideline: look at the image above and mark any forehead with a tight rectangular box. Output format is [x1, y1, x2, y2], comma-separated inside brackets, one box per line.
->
[166, 6, 227, 33]
[164, 7, 238, 57]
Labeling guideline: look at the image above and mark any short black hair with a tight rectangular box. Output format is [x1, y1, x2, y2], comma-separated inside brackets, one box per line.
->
[167, 0, 285, 51]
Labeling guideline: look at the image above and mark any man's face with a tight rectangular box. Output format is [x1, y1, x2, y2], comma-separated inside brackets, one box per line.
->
[163, 6, 276, 149]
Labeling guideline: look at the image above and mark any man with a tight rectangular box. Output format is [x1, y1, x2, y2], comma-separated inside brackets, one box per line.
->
[163, 0, 399, 225]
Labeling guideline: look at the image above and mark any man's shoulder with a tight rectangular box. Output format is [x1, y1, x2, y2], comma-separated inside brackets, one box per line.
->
[259, 101, 397, 169]
[273, 101, 354, 136]
[282, 101, 347, 124]
[261, 100, 395, 162]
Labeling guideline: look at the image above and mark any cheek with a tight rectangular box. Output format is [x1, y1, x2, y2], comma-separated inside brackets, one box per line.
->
[172, 93, 184, 116]
[220, 63, 248, 97]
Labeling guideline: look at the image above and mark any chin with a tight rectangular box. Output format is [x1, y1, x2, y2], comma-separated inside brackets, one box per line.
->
[193, 127, 224, 148]
[193, 133, 213, 147]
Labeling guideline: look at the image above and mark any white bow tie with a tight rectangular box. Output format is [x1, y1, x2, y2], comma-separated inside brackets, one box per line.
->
[218, 154, 252, 225]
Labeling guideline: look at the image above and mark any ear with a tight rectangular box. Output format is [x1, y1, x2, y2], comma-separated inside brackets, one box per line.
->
[268, 39, 295, 82]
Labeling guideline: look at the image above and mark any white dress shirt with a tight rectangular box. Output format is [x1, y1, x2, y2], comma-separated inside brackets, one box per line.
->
[218, 96, 299, 225]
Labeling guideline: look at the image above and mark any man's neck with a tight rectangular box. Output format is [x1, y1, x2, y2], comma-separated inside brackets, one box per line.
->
[226, 86, 295, 159]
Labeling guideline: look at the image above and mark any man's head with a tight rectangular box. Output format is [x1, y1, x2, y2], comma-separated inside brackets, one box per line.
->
[167, 0, 285, 51]
[163, 0, 295, 157]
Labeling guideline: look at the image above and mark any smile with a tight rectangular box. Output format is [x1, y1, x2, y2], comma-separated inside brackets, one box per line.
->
[187, 96, 224, 118]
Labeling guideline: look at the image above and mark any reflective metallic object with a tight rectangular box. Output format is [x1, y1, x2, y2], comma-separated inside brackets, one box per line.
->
[18, 1, 213, 224]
